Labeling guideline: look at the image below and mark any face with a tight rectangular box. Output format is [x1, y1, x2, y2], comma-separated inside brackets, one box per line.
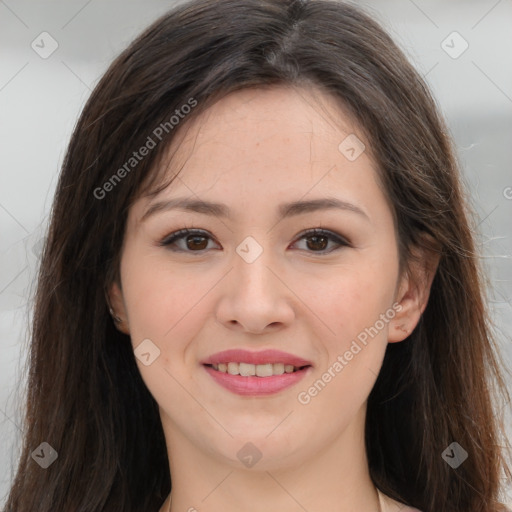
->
[110, 85, 426, 473]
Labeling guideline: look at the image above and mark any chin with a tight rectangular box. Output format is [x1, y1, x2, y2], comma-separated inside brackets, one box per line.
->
[211, 430, 306, 470]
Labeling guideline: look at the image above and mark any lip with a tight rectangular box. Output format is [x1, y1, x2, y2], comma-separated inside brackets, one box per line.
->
[201, 349, 313, 367]
[203, 366, 311, 396]
[201, 349, 313, 396]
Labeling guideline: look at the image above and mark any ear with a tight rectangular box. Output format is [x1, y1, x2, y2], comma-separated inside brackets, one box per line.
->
[107, 280, 131, 335]
[388, 235, 441, 343]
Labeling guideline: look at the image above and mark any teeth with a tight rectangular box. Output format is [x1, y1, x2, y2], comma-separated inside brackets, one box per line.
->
[211, 362, 304, 377]
[272, 363, 284, 375]
[256, 363, 273, 377]
[239, 362, 256, 376]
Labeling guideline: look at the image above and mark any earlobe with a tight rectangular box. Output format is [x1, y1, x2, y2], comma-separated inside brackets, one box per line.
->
[388, 239, 440, 343]
[388, 273, 417, 343]
[106, 281, 131, 335]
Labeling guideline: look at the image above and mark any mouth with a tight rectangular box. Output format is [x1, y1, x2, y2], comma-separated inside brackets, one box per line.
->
[204, 362, 310, 377]
[201, 349, 313, 396]
[202, 361, 312, 396]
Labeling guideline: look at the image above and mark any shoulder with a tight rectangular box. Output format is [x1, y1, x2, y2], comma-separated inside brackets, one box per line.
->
[388, 505, 422, 512]
[378, 491, 422, 512]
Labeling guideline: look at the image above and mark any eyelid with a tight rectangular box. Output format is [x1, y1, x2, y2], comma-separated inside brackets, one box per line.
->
[158, 226, 352, 253]
[158, 227, 219, 250]
[293, 227, 351, 248]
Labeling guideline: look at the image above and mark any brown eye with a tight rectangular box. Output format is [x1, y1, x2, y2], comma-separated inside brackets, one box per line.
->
[305, 233, 329, 251]
[160, 227, 350, 255]
[293, 228, 350, 254]
[160, 229, 218, 253]
[185, 234, 209, 250]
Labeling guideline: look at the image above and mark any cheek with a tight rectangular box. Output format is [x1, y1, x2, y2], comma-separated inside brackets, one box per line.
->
[121, 252, 206, 411]
[310, 259, 398, 402]
[120, 248, 202, 341]
[295, 270, 394, 426]
[297, 260, 397, 348]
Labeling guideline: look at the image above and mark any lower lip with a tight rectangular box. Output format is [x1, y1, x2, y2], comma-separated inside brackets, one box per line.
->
[203, 365, 311, 396]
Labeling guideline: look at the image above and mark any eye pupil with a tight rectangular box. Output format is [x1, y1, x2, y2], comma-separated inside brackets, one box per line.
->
[307, 235, 328, 251]
[162, 228, 346, 254]
[187, 235, 208, 250]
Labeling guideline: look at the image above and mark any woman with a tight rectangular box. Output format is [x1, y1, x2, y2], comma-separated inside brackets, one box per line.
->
[4, 0, 511, 511]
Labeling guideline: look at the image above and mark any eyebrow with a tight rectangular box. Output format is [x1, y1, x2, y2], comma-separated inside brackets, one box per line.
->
[140, 196, 370, 223]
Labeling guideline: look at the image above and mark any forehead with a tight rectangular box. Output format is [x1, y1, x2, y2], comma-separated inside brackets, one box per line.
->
[158, 86, 374, 183]
[182, 85, 361, 160]
[131, 85, 389, 227]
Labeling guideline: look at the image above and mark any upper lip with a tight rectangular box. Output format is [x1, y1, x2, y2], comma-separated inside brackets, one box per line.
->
[201, 349, 313, 367]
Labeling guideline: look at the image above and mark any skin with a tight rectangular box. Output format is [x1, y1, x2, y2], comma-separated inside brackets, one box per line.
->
[109, 85, 438, 512]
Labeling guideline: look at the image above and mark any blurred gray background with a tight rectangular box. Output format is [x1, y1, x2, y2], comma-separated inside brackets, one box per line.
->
[1, 0, 511, 506]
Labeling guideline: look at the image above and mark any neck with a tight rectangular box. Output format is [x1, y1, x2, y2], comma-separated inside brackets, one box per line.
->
[160, 405, 381, 512]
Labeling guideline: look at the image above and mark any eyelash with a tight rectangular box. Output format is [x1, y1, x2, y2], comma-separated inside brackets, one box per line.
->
[158, 226, 351, 255]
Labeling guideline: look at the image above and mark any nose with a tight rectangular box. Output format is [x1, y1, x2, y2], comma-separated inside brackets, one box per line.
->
[214, 241, 295, 334]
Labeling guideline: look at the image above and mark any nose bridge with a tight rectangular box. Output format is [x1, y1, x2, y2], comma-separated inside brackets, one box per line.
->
[233, 234, 276, 295]
[214, 233, 294, 333]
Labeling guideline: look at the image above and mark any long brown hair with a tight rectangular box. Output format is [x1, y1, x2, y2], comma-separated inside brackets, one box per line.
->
[4, 1, 511, 511]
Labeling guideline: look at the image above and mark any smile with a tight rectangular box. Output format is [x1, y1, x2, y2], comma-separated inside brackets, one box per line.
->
[208, 362, 307, 377]
[203, 363, 312, 396]
[201, 349, 313, 396]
